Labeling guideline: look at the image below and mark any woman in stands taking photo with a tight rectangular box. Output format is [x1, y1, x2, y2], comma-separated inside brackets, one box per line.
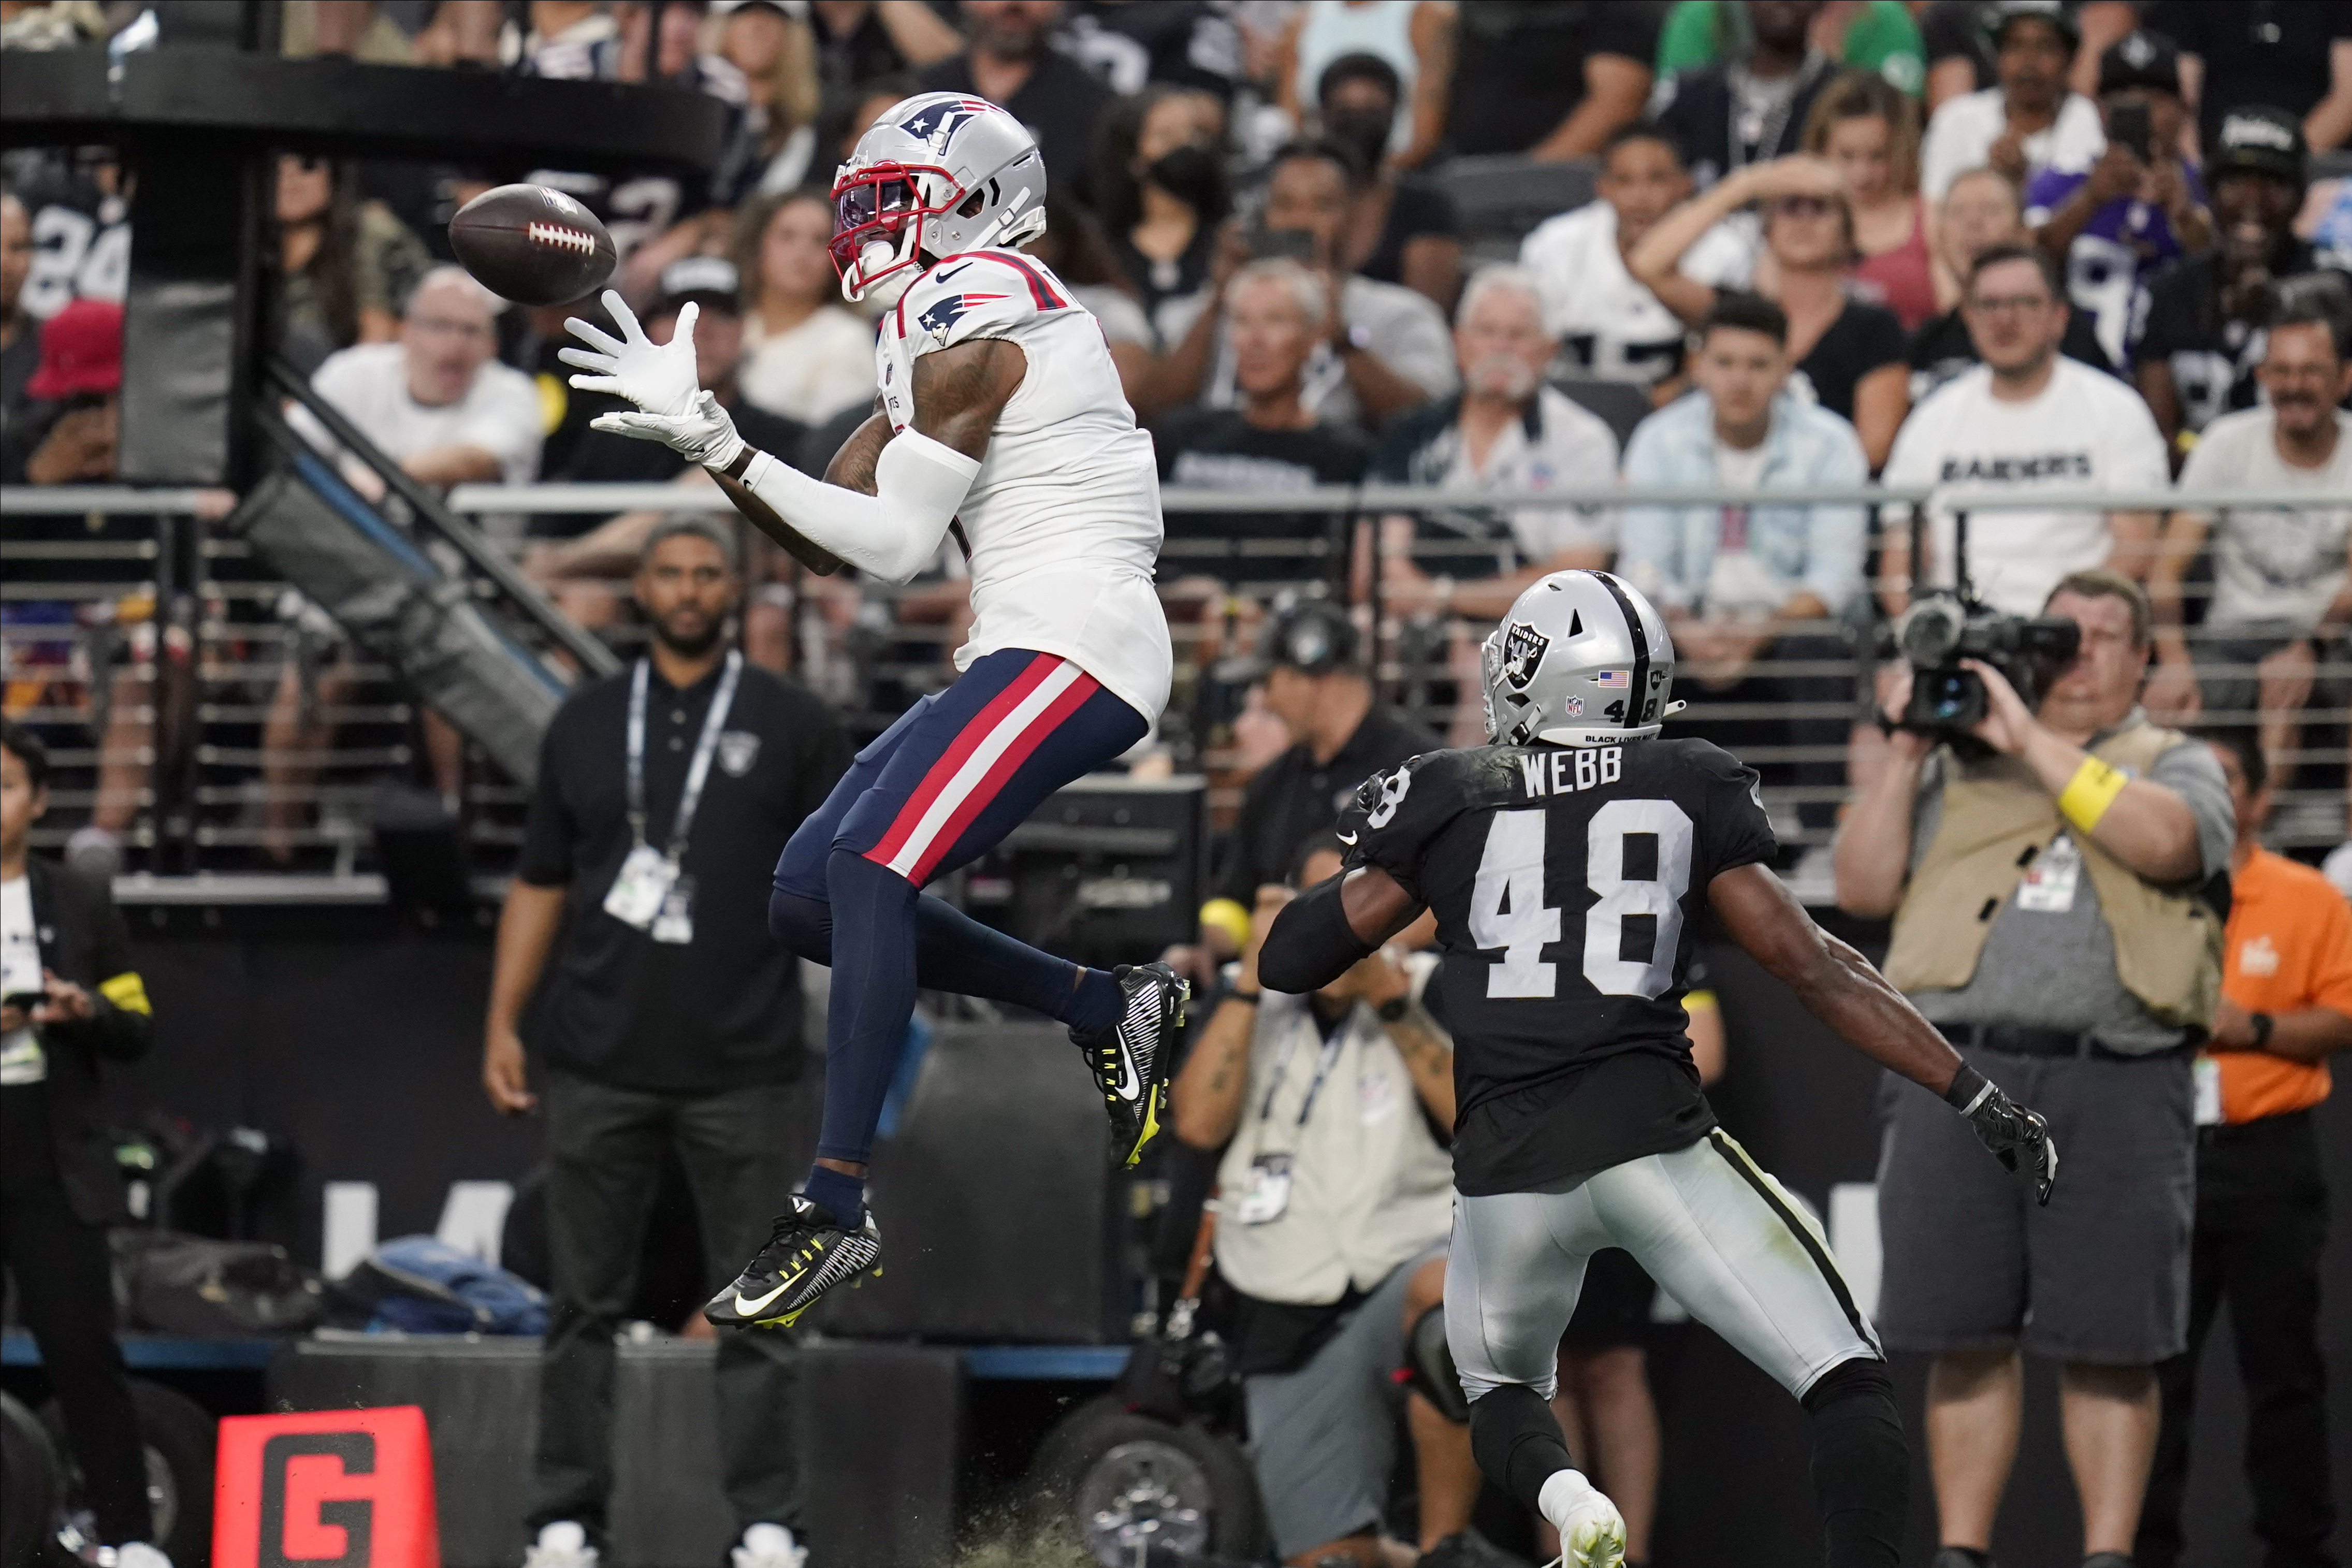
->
[1630, 151, 1911, 469]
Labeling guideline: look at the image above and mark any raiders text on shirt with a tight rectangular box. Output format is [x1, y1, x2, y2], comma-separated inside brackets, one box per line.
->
[1938, 451, 2096, 483]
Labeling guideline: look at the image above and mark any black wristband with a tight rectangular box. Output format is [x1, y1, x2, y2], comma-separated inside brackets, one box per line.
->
[1226, 990, 1262, 1006]
[1376, 995, 1410, 1022]
[1942, 1062, 1992, 1113]
[2251, 1011, 2274, 1048]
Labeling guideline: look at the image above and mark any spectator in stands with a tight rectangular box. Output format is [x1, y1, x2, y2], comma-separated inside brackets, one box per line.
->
[2137, 729, 2352, 1568]
[510, 0, 619, 76]
[1060, 0, 1240, 101]
[0, 721, 168, 1568]
[1917, 0, 1995, 110]
[1439, 0, 1655, 162]
[1836, 568, 2233, 1568]
[273, 154, 433, 374]
[1275, 0, 1451, 169]
[1172, 604, 1430, 987]
[280, 0, 414, 63]
[1371, 266, 1621, 631]
[1805, 69, 1939, 330]
[807, 0, 961, 151]
[1154, 141, 1455, 432]
[1653, 0, 1841, 193]
[485, 520, 848, 1568]
[919, 0, 1111, 192]
[1908, 164, 2117, 402]
[0, 190, 33, 438]
[1315, 52, 1462, 312]
[731, 189, 875, 429]
[4, 295, 115, 489]
[1170, 835, 1473, 1568]
[2144, 0, 2352, 158]
[292, 265, 543, 496]
[711, 0, 823, 201]
[2136, 106, 2322, 456]
[2147, 296, 2352, 809]
[1657, 0, 1926, 97]
[1025, 192, 1159, 411]
[1918, 0, 2104, 203]
[1619, 291, 1869, 834]
[1157, 260, 1373, 587]
[1518, 123, 1755, 392]
[1630, 153, 1911, 468]
[1097, 84, 1231, 323]
[2025, 30, 2211, 371]
[1880, 243, 2166, 615]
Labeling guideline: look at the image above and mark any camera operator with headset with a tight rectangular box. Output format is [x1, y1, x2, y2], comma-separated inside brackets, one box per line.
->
[1833, 568, 2233, 1568]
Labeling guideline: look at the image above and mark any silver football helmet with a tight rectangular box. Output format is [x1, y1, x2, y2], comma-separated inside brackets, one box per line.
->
[1479, 570, 1681, 747]
[829, 93, 1049, 301]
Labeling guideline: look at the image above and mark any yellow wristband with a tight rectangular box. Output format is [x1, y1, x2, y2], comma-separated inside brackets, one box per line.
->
[2058, 756, 2128, 835]
[1200, 897, 1253, 952]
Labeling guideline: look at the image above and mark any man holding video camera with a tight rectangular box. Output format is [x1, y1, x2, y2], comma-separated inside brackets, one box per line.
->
[1833, 569, 2234, 1567]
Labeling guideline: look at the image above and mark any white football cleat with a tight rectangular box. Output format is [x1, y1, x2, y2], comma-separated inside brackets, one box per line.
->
[1538, 1469, 1628, 1568]
[731, 1523, 807, 1568]
[524, 1522, 599, 1568]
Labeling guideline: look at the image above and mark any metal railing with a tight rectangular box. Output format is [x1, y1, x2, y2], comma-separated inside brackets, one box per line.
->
[6, 479, 2347, 894]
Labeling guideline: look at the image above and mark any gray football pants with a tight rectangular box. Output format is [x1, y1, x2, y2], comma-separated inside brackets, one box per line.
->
[1448, 1129, 1882, 1403]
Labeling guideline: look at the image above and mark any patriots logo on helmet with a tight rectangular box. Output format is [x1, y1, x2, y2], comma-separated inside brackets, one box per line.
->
[1498, 622, 1549, 690]
[916, 291, 1007, 340]
[899, 98, 995, 143]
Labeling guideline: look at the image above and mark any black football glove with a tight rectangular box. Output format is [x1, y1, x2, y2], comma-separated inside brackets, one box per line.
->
[1944, 1064, 2058, 1206]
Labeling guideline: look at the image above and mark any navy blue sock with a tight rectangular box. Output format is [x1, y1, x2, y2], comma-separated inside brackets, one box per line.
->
[801, 1165, 865, 1229]
[771, 883, 1118, 1034]
[814, 848, 921, 1169]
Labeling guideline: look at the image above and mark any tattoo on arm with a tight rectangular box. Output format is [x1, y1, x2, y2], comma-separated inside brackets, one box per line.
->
[824, 403, 893, 496]
[910, 337, 1027, 461]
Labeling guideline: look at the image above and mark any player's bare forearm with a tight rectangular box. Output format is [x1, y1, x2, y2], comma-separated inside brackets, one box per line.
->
[1710, 862, 1965, 1096]
[714, 469, 844, 575]
[911, 336, 1027, 461]
[824, 406, 894, 495]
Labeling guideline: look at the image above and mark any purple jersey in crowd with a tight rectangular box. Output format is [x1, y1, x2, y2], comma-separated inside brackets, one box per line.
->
[2023, 162, 2208, 371]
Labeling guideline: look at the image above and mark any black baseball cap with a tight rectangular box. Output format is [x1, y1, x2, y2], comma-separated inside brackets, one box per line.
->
[2098, 30, 2181, 98]
[651, 255, 742, 318]
[2209, 104, 2307, 186]
[1983, 0, 2078, 50]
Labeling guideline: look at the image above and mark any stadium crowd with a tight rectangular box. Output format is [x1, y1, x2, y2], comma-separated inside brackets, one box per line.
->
[5, 2, 2352, 1566]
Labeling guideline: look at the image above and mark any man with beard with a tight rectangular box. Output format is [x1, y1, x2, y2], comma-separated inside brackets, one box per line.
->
[483, 519, 848, 1568]
[1919, 0, 2104, 202]
[2135, 105, 2331, 460]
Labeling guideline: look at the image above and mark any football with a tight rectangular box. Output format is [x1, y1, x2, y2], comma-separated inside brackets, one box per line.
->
[447, 183, 617, 307]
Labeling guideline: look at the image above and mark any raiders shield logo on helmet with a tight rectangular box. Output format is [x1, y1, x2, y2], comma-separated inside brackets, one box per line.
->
[1498, 621, 1550, 690]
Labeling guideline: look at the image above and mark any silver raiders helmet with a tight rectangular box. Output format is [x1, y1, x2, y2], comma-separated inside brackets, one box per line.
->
[1479, 569, 1681, 747]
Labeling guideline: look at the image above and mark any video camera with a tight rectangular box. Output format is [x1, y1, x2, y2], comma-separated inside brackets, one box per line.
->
[1889, 592, 2080, 738]
[1884, 502, 2080, 743]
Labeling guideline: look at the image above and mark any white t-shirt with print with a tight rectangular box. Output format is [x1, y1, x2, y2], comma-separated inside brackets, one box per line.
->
[291, 342, 545, 485]
[1442, 385, 1622, 561]
[0, 875, 43, 1086]
[2179, 406, 2352, 630]
[1518, 201, 1756, 387]
[1881, 357, 2170, 614]
[1920, 88, 2106, 201]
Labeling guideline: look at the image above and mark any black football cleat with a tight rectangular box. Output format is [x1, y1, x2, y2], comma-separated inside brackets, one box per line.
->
[1075, 962, 1189, 1168]
[702, 1196, 882, 1330]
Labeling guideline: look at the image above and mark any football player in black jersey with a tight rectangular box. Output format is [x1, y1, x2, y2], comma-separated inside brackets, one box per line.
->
[1259, 570, 2058, 1568]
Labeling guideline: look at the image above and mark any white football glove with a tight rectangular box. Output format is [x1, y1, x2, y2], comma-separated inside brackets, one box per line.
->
[589, 389, 747, 471]
[560, 288, 701, 417]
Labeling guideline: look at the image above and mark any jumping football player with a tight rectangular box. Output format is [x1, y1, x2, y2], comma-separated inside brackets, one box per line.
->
[562, 95, 1186, 1329]
[1258, 570, 2059, 1568]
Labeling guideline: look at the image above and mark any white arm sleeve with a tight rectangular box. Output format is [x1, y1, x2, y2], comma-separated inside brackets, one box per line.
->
[735, 427, 981, 584]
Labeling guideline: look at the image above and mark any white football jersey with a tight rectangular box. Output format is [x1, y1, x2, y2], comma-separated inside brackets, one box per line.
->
[877, 249, 1171, 720]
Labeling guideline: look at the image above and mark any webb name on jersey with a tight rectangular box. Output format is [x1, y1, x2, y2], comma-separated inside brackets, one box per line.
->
[1337, 736, 1777, 1194]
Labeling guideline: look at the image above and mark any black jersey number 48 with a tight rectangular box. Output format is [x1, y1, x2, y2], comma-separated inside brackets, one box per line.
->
[1469, 798, 1693, 1001]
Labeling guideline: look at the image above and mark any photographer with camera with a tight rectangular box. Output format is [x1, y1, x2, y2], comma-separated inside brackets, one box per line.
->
[1834, 568, 2234, 1567]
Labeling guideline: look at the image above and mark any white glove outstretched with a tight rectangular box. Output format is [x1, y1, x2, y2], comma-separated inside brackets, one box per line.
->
[589, 389, 747, 471]
[561, 288, 702, 417]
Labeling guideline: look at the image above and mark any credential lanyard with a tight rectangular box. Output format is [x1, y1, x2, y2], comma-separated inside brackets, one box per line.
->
[1258, 1022, 1347, 1131]
[626, 650, 742, 862]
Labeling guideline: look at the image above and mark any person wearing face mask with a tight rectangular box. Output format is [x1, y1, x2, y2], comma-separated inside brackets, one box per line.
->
[1316, 51, 1462, 313]
[1098, 85, 1230, 322]
[2134, 105, 2328, 462]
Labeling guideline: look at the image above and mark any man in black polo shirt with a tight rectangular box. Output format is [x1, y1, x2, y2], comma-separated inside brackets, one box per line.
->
[484, 520, 848, 1568]
[1184, 604, 1431, 975]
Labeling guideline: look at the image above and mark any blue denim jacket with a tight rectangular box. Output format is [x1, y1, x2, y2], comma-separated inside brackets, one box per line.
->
[1615, 389, 1869, 615]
